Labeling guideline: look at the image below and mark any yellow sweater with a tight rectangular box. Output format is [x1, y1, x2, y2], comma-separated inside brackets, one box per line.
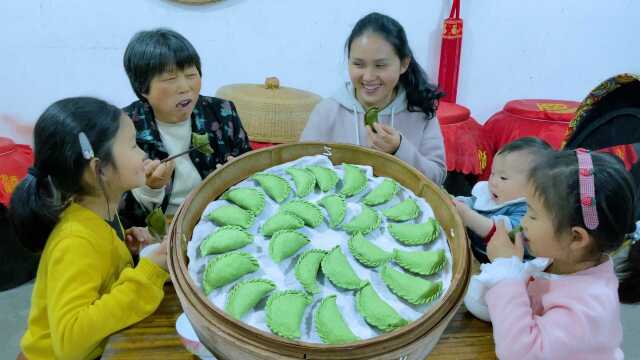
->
[21, 203, 169, 360]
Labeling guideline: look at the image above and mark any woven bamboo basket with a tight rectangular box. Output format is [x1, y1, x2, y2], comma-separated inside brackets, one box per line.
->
[168, 142, 470, 360]
[215, 78, 322, 143]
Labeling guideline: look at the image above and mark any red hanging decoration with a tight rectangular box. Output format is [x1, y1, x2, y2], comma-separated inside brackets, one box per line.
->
[438, 0, 463, 103]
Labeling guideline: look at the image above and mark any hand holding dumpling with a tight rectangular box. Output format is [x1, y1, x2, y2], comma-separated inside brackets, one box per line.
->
[367, 123, 401, 154]
[125, 226, 155, 255]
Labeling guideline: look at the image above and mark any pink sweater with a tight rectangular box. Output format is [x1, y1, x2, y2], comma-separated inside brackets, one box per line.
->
[486, 259, 623, 359]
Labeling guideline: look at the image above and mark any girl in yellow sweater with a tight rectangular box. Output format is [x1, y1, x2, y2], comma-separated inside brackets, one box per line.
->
[10, 97, 170, 360]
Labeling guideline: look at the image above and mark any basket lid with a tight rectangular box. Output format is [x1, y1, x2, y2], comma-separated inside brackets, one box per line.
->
[216, 77, 321, 106]
[215, 78, 322, 143]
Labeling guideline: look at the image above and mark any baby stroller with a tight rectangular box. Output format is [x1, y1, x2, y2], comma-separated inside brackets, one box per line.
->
[563, 74, 640, 219]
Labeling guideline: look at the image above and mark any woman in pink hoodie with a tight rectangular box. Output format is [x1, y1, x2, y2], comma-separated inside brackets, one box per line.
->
[469, 150, 640, 359]
[300, 12, 446, 184]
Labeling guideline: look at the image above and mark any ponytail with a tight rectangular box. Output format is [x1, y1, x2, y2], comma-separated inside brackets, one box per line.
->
[10, 171, 66, 252]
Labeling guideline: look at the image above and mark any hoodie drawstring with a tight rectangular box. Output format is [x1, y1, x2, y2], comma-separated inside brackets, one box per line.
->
[353, 105, 360, 145]
[391, 106, 395, 129]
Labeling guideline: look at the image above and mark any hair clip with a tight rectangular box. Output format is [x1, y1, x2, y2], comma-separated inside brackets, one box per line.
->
[576, 148, 599, 230]
[78, 132, 95, 160]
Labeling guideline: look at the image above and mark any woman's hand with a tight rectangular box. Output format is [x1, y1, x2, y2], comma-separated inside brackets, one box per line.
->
[142, 237, 169, 272]
[144, 159, 175, 189]
[125, 226, 155, 256]
[366, 123, 401, 154]
[487, 220, 525, 262]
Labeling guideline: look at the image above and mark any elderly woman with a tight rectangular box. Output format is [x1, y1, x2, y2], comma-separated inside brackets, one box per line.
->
[119, 28, 251, 228]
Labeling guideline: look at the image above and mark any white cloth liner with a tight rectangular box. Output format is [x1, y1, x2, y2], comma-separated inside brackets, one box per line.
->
[187, 155, 453, 343]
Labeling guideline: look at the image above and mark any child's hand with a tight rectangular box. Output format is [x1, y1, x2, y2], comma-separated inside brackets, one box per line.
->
[487, 220, 524, 261]
[142, 237, 169, 272]
[144, 159, 175, 189]
[367, 123, 401, 154]
[453, 199, 471, 222]
[125, 226, 155, 255]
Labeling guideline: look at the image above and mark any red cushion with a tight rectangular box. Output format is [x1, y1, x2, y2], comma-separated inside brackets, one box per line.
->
[437, 101, 471, 125]
[503, 99, 579, 122]
[480, 99, 580, 179]
[249, 141, 276, 150]
[0, 137, 34, 206]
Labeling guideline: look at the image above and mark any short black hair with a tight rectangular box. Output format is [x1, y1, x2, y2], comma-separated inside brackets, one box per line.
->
[496, 136, 553, 157]
[123, 28, 201, 101]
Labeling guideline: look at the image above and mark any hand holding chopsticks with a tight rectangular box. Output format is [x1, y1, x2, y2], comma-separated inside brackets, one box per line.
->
[159, 142, 209, 164]
[144, 158, 175, 189]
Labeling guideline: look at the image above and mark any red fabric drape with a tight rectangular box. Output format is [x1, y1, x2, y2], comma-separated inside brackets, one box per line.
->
[437, 102, 491, 175]
[438, 0, 463, 103]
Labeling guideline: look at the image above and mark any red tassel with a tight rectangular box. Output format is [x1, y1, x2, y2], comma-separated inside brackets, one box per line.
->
[438, 0, 463, 103]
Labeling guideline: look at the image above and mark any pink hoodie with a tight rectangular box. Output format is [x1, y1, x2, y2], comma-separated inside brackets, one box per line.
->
[300, 83, 446, 184]
[486, 258, 623, 359]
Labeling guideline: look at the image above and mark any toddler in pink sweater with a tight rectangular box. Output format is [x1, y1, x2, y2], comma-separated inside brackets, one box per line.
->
[465, 150, 640, 359]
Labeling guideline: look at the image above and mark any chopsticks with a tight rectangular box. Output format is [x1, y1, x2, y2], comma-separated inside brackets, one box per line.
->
[159, 142, 208, 164]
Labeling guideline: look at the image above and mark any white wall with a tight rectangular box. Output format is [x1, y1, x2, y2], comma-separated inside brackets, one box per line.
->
[1, 0, 639, 143]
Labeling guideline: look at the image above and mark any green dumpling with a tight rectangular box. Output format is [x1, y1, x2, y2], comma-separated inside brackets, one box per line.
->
[315, 295, 359, 344]
[286, 167, 316, 197]
[225, 279, 275, 319]
[294, 249, 327, 294]
[393, 249, 446, 276]
[382, 198, 420, 222]
[306, 165, 339, 192]
[380, 265, 442, 305]
[363, 179, 398, 206]
[269, 230, 310, 263]
[221, 187, 266, 215]
[145, 207, 166, 238]
[266, 290, 312, 339]
[342, 206, 381, 235]
[207, 205, 255, 229]
[388, 218, 440, 246]
[355, 283, 408, 332]
[261, 212, 305, 237]
[321, 246, 366, 290]
[318, 194, 347, 228]
[340, 163, 368, 197]
[348, 232, 392, 268]
[191, 132, 214, 155]
[202, 252, 259, 294]
[280, 200, 323, 228]
[252, 173, 291, 203]
[200, 226, 254, 255]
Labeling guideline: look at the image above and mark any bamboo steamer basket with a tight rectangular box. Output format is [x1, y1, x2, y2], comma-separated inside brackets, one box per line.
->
[168, 142, 470, 360]
[215, 77, 322, 143]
